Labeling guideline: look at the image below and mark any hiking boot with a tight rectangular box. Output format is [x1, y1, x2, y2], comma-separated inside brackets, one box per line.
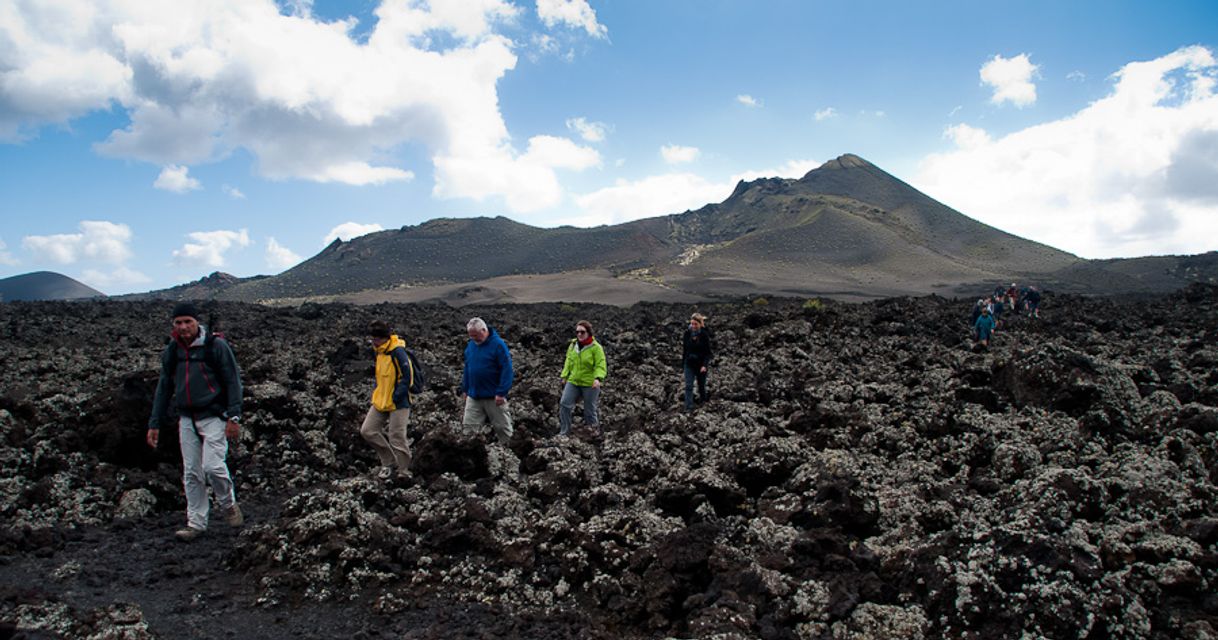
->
[224, 505, 244, 527]
[175, 527, 204, 542]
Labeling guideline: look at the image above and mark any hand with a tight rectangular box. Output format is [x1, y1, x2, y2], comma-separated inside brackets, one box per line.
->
[225, 420, 241, 442]
[146, 429, 159, 449]
[560, 379, 567, 391]
[593, 379, 602, 389]
[494, 395, 507, 406]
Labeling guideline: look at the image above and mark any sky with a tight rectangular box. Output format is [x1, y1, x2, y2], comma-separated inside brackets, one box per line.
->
[1, 0, 1217, 294]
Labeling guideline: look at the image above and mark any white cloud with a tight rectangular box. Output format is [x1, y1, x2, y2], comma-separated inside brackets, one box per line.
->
[560, 157, 823, 227]
[266, 237, 303, 269]
[434, 134, 599, 212]
[660, 144, 699, 165]
[522, 135, 600, 170]
[154, 165, 202, 192]
[737, 94, 761, 108]
[323, 222, 384, 245]
[172, 228, 251, 267]
[1067, 70, 1087, 82]
[22, 221, 134, 265]
[536, 0, 607, 39]
[915, 46, 1218, 259]
[222, 184, 245, 199]
[814, 107, 837, 121]
[943, 123, 991, 150]
[1, 0, 599, 209]
[731, 159, 820, 183]
[566, 116, 607, 142]
[567, 173, 729, 226]
[81, 266, 151, 288]
[980, 53, 1040, 107]
[0, 237, 18, 266]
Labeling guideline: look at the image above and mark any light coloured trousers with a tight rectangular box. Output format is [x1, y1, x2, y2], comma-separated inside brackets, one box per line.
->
[559, 383, 600, 435]
[361, 406, 412, 474]
[463, 397, 513, 443]
[179, 415, 236, 530]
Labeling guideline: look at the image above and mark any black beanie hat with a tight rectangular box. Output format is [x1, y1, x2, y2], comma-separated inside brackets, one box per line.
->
[172, 302, 201, 320]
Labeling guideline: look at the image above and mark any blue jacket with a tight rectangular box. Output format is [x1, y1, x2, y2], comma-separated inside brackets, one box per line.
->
[460, 328, 513, 399]
[149, 326, 242, 429]
[974, 314, 996, 339]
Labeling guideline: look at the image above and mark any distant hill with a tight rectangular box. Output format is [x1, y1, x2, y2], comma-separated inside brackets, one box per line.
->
[117, 271, 266, 301]
[135, 153, 1218, 305]
[0, 271, 104, 302]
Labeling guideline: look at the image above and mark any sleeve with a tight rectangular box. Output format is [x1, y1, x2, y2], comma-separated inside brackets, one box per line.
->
[214, 339, 243, 420]
[459, 343, 470, 395]
[560, 342, 574, 380]
[496, 341, 514, 397]
[593, 344, 607, 380]
[704, 329, 714, 366]
[148, 345, 174, 430]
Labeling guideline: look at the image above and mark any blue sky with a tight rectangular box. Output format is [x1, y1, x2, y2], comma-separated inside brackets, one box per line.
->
[2, 0, 1216, 294]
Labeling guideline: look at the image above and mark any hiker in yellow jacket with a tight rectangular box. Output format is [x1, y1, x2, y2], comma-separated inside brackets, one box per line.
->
[363, 320, 413, 478]
[558, 320, 607, 437]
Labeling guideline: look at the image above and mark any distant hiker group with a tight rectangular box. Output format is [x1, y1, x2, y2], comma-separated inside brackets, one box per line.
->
[970, 282, 1042, 348]
[146, 304, 715, 542]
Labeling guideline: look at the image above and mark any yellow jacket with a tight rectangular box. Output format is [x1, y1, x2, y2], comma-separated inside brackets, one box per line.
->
[372, 335, 410, 412]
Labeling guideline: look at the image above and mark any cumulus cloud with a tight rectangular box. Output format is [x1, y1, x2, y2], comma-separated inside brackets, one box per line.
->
[172, 229, 251, 267]
[434, 134, 599, 212]
[915, 46, 1218, 259]
[562, 157, 819, 227]
[0, 237, 17, 266]
[81, 266, 151, 288]
[566, 173, 728, 226]
[22, 221, 134, 265]
[661, 144, 699, 165]
[323, 222, 384, 245]
[814, 107, 837, 121]
[223, 185, 245, 199]
[536, 0, 608, 39]
[980, 53, 1040, 107]
[153, 165, 202, 192]
[266, 237, 303, 270]
[566, 116, 607, 142]
[737, 94, 761, 108]
[1, 0, 602, 209]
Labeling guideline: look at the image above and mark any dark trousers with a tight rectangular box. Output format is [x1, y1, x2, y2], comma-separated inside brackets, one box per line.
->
[683, 364, 707, 409]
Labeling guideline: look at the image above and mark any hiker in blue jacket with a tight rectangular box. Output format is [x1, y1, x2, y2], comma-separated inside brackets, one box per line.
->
[974, 306, 996, 348]
[459, 317, 514, 444]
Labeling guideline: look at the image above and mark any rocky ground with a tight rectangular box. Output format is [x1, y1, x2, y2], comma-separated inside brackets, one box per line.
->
[1, 287, 1216, 639]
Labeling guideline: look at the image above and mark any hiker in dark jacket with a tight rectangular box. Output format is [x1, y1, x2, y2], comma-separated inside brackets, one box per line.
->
[459, 317, 514, 444]
[146, 302, 243, 542]
[681, 313, 714, 411]
[362, 320, 414, 478]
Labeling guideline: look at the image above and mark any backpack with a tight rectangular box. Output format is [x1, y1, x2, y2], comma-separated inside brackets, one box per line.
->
[391, 347, 429, 397]
[165, 330, 228, 377]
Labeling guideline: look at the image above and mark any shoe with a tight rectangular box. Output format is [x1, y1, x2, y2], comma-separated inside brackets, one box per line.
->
[224, 505, 244, 527]
[175, 527, 204, 542]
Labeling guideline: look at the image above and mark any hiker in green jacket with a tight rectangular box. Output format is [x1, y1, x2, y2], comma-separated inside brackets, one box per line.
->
[558, 320, 607, 437]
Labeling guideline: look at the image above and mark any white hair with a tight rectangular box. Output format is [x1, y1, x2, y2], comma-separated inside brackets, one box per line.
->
[466, 317, 488, 332]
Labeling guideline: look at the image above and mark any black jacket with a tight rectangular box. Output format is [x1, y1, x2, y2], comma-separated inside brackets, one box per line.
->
[149, 327, 242, 428]
[682, 327, 714, 370]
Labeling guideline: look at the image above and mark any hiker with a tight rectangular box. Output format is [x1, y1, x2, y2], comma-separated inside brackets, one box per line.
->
[990, 295, 1005, 328]
[361, 320, 414, 478]
[681, 312, 714, 411]
[1005, 283, 1019, 308]
[970, 298, 988, 325]
[974, 306, 996, 348]
[558, 320, 607, 437]
[459, 317, 514, 444]
[1023, 286, 1042, 318]
[146, 302, 243, 542]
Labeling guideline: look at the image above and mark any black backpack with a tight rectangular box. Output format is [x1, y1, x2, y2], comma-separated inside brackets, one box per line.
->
[391, 347, 428, 397]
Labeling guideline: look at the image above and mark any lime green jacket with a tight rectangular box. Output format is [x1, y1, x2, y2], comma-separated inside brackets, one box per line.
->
[560, 339, 607, 387]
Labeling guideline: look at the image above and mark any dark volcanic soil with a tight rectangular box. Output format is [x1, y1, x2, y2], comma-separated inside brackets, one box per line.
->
[2, 288, 1217, 639]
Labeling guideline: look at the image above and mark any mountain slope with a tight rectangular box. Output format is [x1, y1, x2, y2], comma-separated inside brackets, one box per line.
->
[0, 271, 104, 301]
[166, 153, 1215, 304]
